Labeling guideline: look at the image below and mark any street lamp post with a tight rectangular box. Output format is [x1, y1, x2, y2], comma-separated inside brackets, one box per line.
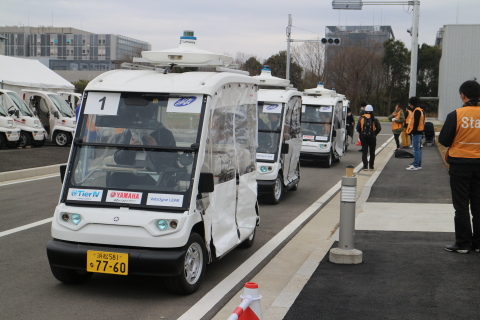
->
[332, 0, 420, 98]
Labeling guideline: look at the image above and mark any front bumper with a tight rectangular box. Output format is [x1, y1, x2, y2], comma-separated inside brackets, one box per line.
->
[47, 239, 185, 277]
[300, 151, 329, 161]
[257, 179, 277, 195]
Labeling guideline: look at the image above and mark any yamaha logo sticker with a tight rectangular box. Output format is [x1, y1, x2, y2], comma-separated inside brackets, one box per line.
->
[106, 190, 142, 204]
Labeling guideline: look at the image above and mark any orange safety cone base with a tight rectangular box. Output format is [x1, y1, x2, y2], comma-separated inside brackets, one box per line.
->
[356, 138, 362, 146]
[238, 307, 260, 320]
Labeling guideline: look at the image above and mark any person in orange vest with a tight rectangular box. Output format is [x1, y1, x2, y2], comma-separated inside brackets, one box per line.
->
[356, 105, 381, 171]
[439, 80, 480, 253]
[401, 104, 413, 148]
[405, 97, 425, 170]
[388, 103, 405, 150]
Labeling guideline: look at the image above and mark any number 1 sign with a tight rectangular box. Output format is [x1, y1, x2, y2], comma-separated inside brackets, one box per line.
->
[84, 92, 121, 115]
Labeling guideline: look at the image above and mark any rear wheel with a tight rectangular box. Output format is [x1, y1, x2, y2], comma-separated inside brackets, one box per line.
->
[266, 174, 283, 205]
[32, 138, 45, 147]
[19, 132, 31, 148]
[50, 265, 93, 284]
[54, 131, 72, 147]
[0, 133, 5, 148]
[164, 232, 206, 295]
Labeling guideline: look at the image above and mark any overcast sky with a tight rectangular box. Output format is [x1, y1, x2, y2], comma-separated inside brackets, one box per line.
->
[1, 0, 479, 61]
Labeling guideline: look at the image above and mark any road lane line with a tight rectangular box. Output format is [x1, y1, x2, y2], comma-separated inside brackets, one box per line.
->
[179, 136, 394, 320]
[0, 174, 59, 187]
[0, 218, 52, 238]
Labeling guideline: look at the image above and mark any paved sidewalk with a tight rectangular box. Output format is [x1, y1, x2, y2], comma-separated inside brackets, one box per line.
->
[213, 137, 475, 320]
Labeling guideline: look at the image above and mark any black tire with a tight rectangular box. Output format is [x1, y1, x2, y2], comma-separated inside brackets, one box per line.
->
[265, 174, 283, 205]
[0, 133, 5, 149]
[50, 265, 93, 284]
[163, 232, 206, 295]
[7, 140, 20, 148]
[19, 132, 31, 148]
[53, 131, 72, 147]
[240, 226, 256, 249]
[323, 150, 333, 168]
[32, 138, 45, 147]
[290, 162, 300, 191]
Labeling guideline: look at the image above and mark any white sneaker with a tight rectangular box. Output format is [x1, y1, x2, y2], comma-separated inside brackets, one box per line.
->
[406, 165, 419, 170]
[417, 166, 422, 170]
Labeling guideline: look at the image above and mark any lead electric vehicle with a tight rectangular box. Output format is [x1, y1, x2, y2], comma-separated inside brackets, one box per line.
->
[300, 83, 347, 168]
[0, 89, 46, 147]
[0, 98, 21, 148]
[253, 66, 302, 204]
[22, 90, 76, 146]
[46, 31, 260, 294]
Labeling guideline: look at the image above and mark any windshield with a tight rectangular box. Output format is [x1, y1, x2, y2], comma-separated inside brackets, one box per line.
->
[256, 102, 283, 161]
[48, 94, 75, 117]
[0, 97, 7, 116]
[301, 105, 333, 142]
[7, 92, 35, 116]
[65, 92, 204, 209]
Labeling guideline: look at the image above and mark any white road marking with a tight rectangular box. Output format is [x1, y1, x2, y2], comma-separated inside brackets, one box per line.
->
[0, 174, 59, 187]
[0, 218, 52, 238]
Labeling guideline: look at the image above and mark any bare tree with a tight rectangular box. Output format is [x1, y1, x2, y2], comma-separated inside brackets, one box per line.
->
[292, 38, 326, 89]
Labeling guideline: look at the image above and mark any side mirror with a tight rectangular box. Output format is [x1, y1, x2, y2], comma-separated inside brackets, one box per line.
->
[60, 165, 67, 183]
[281, 143, 290, 154]
[8, 109, 15, 116]
[198, 172, 214, 193]
[15, 110, 20, 117]
[53, 111, 60, 119]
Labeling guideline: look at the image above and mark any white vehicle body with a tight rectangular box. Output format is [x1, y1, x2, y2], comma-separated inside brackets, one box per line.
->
[22, 90, 76, 146]
[300, 83, 347, 168]
[253, 67, 302, 204]
[0, 98, 21, 148]
[46, 31, 260, 294]
[0, 89, 46, 147]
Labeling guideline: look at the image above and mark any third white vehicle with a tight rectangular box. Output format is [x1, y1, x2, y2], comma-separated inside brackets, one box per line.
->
[300, 83, 347, 168]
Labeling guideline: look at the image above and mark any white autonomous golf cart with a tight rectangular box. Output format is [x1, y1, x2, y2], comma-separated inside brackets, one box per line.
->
[23, 90, 76, 146]
[300, 83, 347, 168]
[46, 31, 260, 294]
[253, 66, 302, 204]
[0, 89, 47, 147]
[0, 97, 21, 148]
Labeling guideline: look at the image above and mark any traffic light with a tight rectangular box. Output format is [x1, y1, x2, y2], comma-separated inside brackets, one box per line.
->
[321, 38, 341, 45]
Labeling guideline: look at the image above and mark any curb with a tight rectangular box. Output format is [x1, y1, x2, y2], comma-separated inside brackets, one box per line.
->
[0, 164, 65, 183]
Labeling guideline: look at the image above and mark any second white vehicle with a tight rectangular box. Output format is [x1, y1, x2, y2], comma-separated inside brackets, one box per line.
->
[23, 90, 76, 146]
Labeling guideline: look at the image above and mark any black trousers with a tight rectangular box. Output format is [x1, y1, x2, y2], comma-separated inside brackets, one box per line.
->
[449, 167, 480, 247]
[360, 136, 376, 169]
[393, 134, 400, 149]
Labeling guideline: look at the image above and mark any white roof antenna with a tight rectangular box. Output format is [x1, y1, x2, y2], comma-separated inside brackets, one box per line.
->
[141, 30, 235, 69]
[253, 66, 291, 87]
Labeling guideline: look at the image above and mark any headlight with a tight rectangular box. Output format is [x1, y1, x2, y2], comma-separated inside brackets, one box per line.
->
[319, 144, 327, 149]
[260, 166, 268, 173]
[34, 120, 39, 127]
[71, 214, 82, 225]
[7, 120, 13, 127]
[156, 219, 168, 231]
[73, 121, 77, 126]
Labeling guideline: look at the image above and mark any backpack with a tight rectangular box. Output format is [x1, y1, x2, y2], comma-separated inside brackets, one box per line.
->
[361, 116, 374, 137]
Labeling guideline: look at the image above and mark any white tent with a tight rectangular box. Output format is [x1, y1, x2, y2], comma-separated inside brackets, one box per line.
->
[0, 55, 74, 93]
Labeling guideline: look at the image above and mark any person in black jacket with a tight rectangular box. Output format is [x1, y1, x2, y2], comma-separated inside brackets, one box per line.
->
[346, 108, 355, 144]
[439, 80, 480, 253]
[356, 105, 381, 171]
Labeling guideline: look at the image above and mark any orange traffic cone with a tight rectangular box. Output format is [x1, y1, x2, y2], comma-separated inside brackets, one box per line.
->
[356, 137, 362, 146]
[237, 282, 263, 320]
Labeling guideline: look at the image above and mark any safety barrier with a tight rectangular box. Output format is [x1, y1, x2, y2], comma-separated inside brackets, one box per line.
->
[227, 282, 263, 320]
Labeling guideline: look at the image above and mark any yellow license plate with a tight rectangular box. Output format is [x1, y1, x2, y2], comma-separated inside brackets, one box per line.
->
[86, 250, 128, 275]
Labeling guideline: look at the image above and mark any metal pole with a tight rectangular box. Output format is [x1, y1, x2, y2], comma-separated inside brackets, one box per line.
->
[338, 176, 357, 250]
[408, 1, 420, 98]
[286, 14, 292, 81]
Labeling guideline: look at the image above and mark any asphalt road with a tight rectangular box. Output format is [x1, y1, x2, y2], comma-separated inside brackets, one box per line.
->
[0, 134, 390, 320]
